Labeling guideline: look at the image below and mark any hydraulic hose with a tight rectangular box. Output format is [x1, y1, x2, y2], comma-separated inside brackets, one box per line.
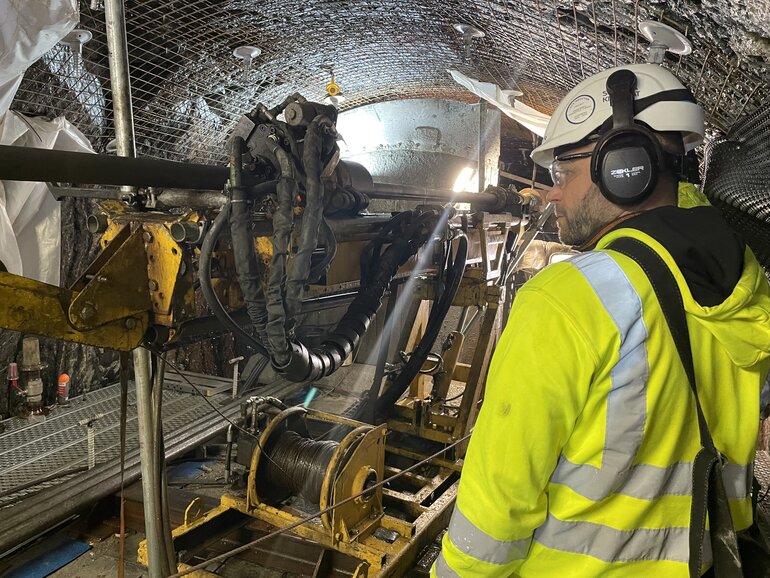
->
[211, 104, 447, 386]
[307, 217, 337, 284]
[276, 210, 443, 383]
[265, 141, 297, 366]
[375, 232, 468, 417]
[229, 137, 270, 348]
[285, 116, 332, 325]
[198, 201, 268, 356]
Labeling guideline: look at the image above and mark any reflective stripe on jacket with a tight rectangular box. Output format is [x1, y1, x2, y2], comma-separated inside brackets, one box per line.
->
[433, 226, 770, 578]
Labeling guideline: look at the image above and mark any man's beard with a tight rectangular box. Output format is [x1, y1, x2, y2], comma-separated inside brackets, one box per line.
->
[557, 183, 619, 247]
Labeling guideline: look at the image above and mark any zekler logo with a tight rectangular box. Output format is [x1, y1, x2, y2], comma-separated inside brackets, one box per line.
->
[610, 166, 645, 179]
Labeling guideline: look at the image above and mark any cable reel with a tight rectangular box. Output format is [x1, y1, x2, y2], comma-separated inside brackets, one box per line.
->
[247, 407, 387, 541]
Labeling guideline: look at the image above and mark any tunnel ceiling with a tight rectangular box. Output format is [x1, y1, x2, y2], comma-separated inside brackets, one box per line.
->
[10, 0, 770, 166]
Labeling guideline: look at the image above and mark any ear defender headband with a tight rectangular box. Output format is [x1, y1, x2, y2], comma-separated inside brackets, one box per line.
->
[590, 69, 666, 205]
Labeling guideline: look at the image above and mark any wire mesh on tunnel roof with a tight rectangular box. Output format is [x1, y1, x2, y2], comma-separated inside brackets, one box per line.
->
[9, 0, 768, 165]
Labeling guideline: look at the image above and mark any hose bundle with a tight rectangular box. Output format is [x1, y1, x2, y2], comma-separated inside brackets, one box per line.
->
[199, 97, 451, 391]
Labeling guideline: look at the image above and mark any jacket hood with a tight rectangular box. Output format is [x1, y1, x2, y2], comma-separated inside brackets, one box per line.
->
[599, 204, 770, 369]
[689, 251, 770, 368]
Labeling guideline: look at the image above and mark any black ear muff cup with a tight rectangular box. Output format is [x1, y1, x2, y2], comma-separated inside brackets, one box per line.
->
[591, 126, 664, 206]
[591, 69, 670, 206]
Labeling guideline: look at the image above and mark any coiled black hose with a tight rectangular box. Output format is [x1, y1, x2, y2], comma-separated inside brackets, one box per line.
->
[276, 210, 446, 383]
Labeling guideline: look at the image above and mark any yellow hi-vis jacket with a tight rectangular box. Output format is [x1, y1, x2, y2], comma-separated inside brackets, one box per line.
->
[433, 225, 770, 577]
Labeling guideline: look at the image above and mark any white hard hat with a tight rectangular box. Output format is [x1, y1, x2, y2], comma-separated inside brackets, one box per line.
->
[531, 63, 704, 168]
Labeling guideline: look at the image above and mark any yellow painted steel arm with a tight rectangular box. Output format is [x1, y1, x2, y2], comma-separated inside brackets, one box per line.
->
[0, 271, 148, 350]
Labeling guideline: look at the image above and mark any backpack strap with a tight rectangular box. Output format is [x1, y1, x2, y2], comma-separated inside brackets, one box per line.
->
[608, 236, 742, 578]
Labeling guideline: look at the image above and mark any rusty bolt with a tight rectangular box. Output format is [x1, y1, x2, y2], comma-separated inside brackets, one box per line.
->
[80, 303, 97, 321]
[148, 279, 159, 291]
[124, 318, 137, 330]
[142, 231, 153, 243]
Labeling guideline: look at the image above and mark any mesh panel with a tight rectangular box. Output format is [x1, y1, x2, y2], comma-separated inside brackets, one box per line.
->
[0, 371, 232, 505]
[9, 1, 770, 166]
[703, 105, 770, 267]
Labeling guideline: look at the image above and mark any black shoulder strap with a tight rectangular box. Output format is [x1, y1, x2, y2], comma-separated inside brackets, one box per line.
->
[607, 236, 743, 578]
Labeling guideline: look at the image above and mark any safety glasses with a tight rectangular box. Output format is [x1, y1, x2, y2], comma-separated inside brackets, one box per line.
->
[549, 151, 593, 188]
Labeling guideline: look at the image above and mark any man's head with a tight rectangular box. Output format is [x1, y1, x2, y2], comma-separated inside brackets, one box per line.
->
[532, 63, 705, 246]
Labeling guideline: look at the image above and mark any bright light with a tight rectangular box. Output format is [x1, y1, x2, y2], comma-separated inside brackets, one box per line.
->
[452, 166, 477, 193]
[336, 109, 384, 158]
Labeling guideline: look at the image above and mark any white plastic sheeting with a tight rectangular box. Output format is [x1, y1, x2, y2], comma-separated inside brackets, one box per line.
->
[447, 69, 551, 137]
[0, 0, 79, 117]
[0, 114, 94, 283]
[0, 0, 88, 284]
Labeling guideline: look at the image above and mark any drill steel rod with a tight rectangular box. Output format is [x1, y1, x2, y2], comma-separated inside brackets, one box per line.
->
[365, 182, 500, 208]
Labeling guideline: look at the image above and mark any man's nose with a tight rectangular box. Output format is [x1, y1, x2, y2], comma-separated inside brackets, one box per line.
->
[546, 187, 561, 204]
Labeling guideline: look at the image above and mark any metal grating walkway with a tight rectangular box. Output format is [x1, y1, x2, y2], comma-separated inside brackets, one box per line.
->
[0, 371, 232, 507]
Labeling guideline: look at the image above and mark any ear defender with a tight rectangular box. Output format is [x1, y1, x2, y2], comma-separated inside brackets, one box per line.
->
[590, 69, 666, 205]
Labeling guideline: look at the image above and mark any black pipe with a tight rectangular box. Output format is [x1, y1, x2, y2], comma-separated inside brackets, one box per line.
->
[364, 182, 503, 211]
[0, 145, 228, 190]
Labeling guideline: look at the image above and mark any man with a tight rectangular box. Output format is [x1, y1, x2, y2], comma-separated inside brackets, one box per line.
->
[433, 63, 770, 577]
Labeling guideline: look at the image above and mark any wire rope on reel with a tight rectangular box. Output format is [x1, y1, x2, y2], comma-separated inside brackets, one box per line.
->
[248, 407, 381, 529]
[264, 430, 338, 503]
